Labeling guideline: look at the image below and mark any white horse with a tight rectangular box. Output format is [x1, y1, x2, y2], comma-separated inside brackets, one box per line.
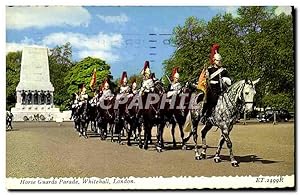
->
[184, 78, 260, 167]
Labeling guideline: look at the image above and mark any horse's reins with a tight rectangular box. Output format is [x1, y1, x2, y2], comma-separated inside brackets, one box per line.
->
[149, 84, 165, 115]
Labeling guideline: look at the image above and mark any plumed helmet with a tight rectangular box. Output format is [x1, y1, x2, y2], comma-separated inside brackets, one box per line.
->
[213, 53, 222, 61]
[131, 78, 137, 88]
[171, 67, 180, 80]
[210, 43, 220, 64]
[78, 83, 85, 90]
[81, 86, 87, 94]
[101, 79, 110, 89]
[141, 61, 151, 76]
[131, 78, 137, 85]
[120, 71, 128, 85]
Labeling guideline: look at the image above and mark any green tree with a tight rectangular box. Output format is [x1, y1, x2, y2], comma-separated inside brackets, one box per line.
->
[64, 57, 113, 98]
[6, 51, 22, 110]
[164, 6, 294, 111]
[163, 16, 210, 86]
[127, 74, 143, 88]
[49, 43, 73, 110]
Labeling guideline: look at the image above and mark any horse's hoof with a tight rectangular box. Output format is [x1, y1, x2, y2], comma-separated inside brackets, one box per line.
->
[214, 156, 221, 163]
[182, 145, 187, 150]
[200, 152, 206, 159]
[144, 145, 148, 150]
[183, 138, 189, 143]
[231, 161, 239, 167]
[127, 142, 132, 146]
[156, 147, 162, 153]
[195, 155, 201, 160]
[139, 145, 143, 149]
[84, 136, 88, 139]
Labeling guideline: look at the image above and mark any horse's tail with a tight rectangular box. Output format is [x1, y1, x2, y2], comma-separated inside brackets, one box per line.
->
[183, 111, 192, 132]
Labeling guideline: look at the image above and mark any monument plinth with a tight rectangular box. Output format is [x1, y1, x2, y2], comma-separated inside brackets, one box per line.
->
[11, 46, 61, 121]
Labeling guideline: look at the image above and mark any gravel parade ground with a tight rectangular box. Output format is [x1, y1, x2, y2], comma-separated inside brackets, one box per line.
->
[6, 121, 294, 178]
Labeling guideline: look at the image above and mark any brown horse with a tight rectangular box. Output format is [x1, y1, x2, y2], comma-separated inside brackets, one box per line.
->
[125, 94, 143, 147]
[156, 82, 197, 152]
[97, 96, 116, 141]
[140, 81, 165, 150]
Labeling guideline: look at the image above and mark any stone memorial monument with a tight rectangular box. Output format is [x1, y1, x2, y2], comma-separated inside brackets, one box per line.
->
[11, 46, 61, 121]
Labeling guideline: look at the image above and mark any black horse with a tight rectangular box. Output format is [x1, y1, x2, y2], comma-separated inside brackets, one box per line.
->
[140, 81, 165, 150]
[97, 96, 116, 141]
[125, 94, 143, 146]
[89, 99, 98, 133]
[156, 82, 197, 152]
[74, 100, 90, 139]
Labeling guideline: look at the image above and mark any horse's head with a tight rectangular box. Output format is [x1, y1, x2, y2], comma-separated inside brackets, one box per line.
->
[182, 81, 198, 94]
[241, 78, 260, 113]
[153, 80, 165, 95]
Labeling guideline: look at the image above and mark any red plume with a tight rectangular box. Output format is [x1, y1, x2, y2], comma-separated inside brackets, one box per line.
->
[101, 79, 109, 90]
[144, 61, 150, 71]
[120, 71, 127, 85]
[210, 44, 220, 64]
[171, 67, 179, 81]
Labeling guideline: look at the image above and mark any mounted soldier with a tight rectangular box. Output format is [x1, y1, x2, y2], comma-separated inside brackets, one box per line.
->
[139, 61, 154, 95]
[167, 67, 182, 98]
[78, 84, 88, 102]
[119, 71, 130, 94]
[130, 79, 139, 95]
[115, 71, 131, 123]
[99, 79, 114, 102]
[200, 43, 232, 124]
[70, 84, 85, 120]
[116, 71, 130, 101]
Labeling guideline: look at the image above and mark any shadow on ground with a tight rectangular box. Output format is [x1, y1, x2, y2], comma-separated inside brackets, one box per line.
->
[205, 154, 280, 164]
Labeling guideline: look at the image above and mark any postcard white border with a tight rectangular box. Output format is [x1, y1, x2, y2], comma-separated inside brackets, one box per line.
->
[6, 175, 294, 189]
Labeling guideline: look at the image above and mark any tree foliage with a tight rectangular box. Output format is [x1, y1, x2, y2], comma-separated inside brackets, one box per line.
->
[49, 43, 73, 110]
[6, 51, 22, 110]
[64, 57, 113, 97]
[163, 6, 294, 110]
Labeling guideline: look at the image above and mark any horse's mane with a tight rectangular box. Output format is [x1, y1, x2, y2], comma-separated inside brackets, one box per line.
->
[226, 80, 245, 103]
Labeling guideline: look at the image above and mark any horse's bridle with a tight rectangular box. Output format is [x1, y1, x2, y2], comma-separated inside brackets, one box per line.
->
[238, 82, 256, 114]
